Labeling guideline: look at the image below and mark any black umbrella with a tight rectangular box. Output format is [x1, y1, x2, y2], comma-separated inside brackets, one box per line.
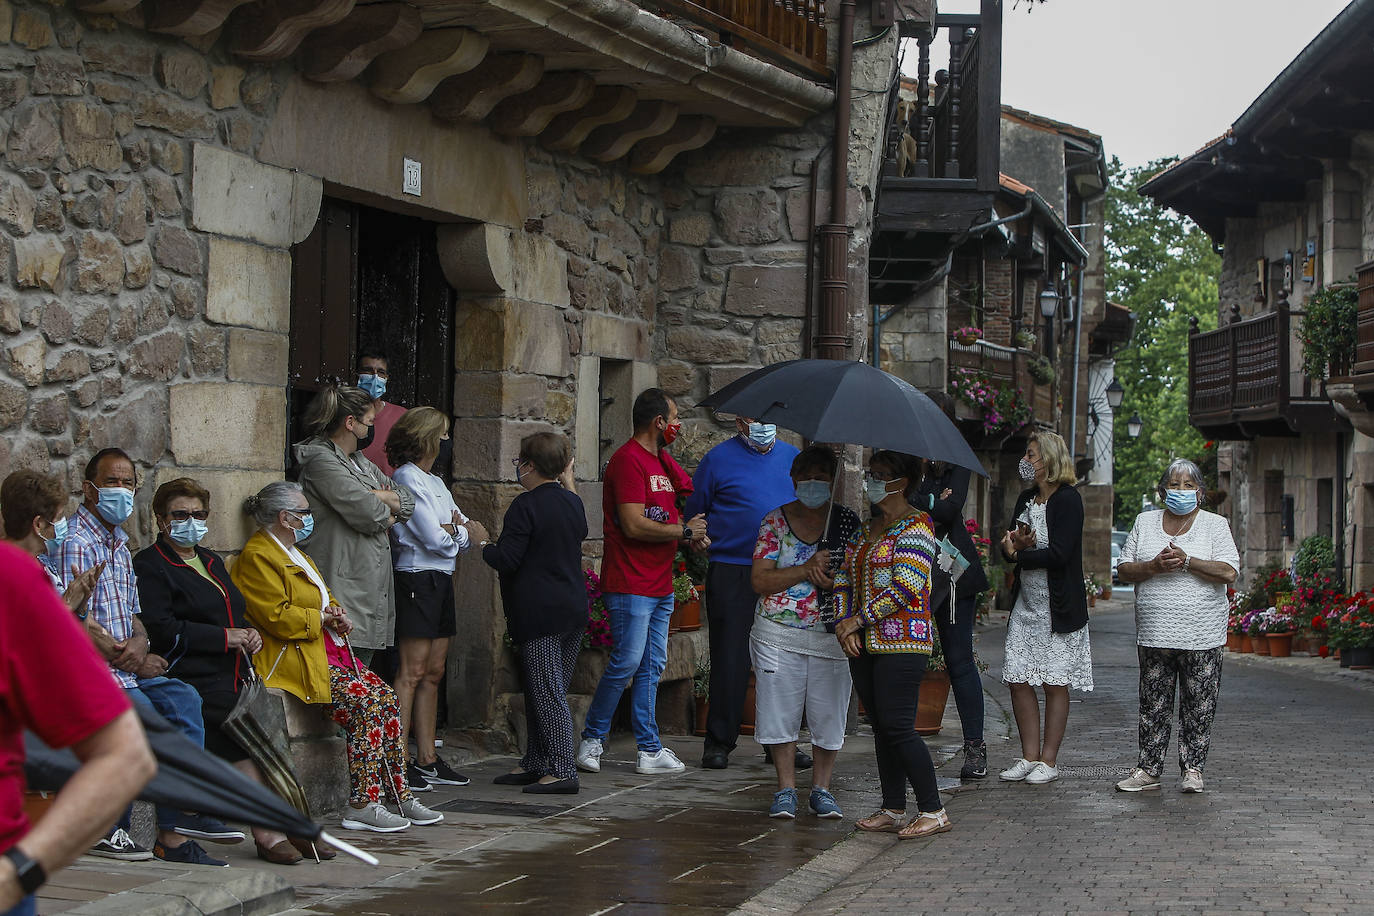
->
[23, 702, 377, 865]
[222, 649, 312, 819]
[699, 359, 987, 475]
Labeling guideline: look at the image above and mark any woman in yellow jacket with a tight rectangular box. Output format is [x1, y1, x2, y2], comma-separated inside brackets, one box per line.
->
[232, 481, 444, 834]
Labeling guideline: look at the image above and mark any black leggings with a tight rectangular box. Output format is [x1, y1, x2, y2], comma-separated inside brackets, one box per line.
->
[849, 649, 941, 813]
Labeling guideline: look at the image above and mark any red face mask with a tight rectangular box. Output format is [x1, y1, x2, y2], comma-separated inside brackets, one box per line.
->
[661, 421, 682, 445]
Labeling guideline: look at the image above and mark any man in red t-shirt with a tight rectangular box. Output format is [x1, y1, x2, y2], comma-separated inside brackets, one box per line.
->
[576, 389, 708, 776]
[0, 543, 154, 916]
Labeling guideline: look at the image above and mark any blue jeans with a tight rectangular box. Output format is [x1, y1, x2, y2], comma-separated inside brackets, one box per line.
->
[2, 895, 35, 916]
[581, 593, 673, 752]
[119, 676, 205, 832]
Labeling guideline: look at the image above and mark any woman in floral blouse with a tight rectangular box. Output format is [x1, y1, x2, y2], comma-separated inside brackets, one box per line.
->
[750, 446, 860, 820]
[834, 450, 949, 840]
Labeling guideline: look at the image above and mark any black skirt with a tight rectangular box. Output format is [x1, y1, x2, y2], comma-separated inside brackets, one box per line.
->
[394, 569, 457, 639]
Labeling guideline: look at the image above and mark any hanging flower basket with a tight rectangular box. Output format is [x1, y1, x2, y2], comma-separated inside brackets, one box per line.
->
[952, 326, 983, 347]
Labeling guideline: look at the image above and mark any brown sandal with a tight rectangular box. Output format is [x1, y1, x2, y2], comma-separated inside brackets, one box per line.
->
[856, 809, 904, 832]
[897, 808, 952, 840]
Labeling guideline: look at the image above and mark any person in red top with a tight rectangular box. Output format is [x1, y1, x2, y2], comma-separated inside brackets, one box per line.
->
[576, 389, 708, 776]
[0, 543, 155, 916]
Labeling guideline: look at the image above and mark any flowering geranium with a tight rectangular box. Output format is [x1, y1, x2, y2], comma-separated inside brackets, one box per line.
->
[1329, 593, 1374, 648]
[949, 367, 1032, 435]
[952, 326, 983, 345]
[584, 569, 613, 649]
[1241, 609, 1267, 638]
[1263, 609, 1297, 635]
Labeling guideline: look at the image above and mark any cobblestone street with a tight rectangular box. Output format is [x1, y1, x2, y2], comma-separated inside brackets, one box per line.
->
[795, 597, 1374, 915]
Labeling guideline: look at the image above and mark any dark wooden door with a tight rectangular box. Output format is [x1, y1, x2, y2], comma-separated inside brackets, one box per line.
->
[288, 198, 455, 465]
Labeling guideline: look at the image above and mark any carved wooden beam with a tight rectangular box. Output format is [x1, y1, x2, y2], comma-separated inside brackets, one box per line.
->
[579, 100, 678, 163]
[539, 85, 637, 153]
[230, 0, 356, 62]
[488, 72, 594, 138]
[629, 116, 717, 174]
[143, 0, 254, 36]
[76, 0, 142, 12]
[429, 53, 543, 124]
[300, 3, 422, 82]
[370, 28, 489, 106]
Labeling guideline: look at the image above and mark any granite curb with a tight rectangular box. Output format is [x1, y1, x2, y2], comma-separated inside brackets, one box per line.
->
[57, 869, 293, 916]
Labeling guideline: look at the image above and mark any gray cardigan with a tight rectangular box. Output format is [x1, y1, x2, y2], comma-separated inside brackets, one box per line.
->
[294, 436, 415, 650]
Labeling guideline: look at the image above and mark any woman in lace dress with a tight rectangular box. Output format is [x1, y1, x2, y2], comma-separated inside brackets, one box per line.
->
[998, 431, 1091, 785]
[1113, 459, 1238, 794]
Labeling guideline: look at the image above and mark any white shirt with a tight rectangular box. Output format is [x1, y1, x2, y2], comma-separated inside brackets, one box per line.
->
[390, 463, 469, 573]
[1123, 509, 1240, 650]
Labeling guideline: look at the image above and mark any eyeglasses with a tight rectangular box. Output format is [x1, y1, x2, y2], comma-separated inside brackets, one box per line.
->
[511, 458, 527, 469]
[286, 508, 313, 518]
[167, 509, 210, 521]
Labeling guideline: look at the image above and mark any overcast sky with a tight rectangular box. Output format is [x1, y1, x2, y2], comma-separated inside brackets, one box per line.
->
[906, 0, 1355, 168]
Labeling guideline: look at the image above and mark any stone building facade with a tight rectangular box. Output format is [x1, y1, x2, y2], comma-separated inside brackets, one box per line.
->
[0, 0, 905, 760]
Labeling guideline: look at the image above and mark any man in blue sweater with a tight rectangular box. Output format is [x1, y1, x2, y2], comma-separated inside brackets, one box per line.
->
[685, 417, 802, 769]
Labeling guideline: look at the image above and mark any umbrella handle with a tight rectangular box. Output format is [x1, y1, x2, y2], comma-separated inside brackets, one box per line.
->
[317, 830, 379, 866]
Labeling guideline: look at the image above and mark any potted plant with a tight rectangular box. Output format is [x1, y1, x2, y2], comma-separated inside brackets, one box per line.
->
[669, 553, 702, 632]
[952, 325, 983, 346]
[1014, 329, 1037, 349]
[1334, 595, 1374, 669]
[949, 368, 1033, 438]
[915, 625, 951, 736]
[572, 569, 615, 693]
[1264, 608, 1298, 657]
[1084, 575, 1098, 608]
[692, 654, 710, 736]
[1226, 606, 1244, 652]
[1027, 354, 1055, 385]
[1243, 610, 1270, 655]
[1298, 282, 1357, 379]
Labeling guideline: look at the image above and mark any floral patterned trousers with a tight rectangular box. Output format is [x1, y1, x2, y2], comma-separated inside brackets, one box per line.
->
[1136, 646, 1223, 776]
[329, 664, 413, 807]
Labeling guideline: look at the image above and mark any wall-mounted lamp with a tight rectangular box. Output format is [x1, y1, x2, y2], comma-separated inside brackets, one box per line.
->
[1039, 285, 1060, 320]
[1127, 413, 1143, 438]
[1105, 378, 1125, 410]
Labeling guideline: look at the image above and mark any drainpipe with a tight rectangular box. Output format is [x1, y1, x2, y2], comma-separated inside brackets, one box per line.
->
[1067, 199, 1088, 455]
[803, 157, 820, 359]
[1338, 431, 1348, 589]
[815, 0, 856, 361]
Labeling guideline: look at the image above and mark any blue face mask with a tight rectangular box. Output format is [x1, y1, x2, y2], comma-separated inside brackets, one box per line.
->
[169, 517, 209, 547]
[44, 516, 67, 556]
[94, 487, 135, 526]
[795, 480, 832, 509]
[864, 476, 900, 506]
[357, 374, 386, 401]
[745, 422, 777, 452]
[1165, 489, 1198, 516]
[289, 511, 314, 543]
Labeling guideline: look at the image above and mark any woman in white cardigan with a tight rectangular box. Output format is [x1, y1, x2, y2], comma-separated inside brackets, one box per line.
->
[386, 407, 489, 792]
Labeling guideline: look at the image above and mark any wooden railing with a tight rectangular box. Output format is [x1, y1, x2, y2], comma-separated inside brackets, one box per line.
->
[1354, 260, 1374, 376]
[651, 0, 829, 79]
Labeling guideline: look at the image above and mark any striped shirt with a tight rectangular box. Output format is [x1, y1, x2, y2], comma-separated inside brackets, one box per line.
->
[58, 506, 140, 688]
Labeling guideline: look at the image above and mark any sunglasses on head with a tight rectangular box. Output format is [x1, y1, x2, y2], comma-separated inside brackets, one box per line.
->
[167, 510, 210, 521]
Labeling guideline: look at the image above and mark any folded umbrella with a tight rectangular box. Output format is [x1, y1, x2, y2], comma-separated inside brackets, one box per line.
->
[221, 649, 312, 819]
[699, 359, 987, 476]
[23, 701, 377, 866]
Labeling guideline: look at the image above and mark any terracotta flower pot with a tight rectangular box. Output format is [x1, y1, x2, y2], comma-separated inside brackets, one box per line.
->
[670, 597, 702, 633]
[693, 696, 709, 736]
[1252, 634, 1271, 656]
[1266, 632, 1294, 658]
[915, 670, 952, 736]
[1237, 634, 1252, 653]
[1226, 633, 1242, 652]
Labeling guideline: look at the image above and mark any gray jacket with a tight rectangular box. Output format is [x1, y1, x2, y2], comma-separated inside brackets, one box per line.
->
[294, 436, 415, 650]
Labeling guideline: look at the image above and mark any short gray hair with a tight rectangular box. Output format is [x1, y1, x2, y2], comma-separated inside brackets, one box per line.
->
[243, 481, 304, 528]
[1157, 458, 1205, 500]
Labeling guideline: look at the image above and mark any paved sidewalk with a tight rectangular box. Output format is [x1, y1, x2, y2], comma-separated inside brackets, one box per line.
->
[789, 596, 1374, 915]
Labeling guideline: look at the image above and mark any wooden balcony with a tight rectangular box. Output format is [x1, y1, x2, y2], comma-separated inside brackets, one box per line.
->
[650, 0, 829, 78]
[1188, 306, 1347, 439]
[1351, 261, 1374, 393]
[869, 0, 1001, 303]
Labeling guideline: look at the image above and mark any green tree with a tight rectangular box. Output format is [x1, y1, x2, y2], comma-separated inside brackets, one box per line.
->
[1106, 156, 1221, 529]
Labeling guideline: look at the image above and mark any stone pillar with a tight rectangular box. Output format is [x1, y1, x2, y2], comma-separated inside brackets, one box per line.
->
[1323, 163, 1363, 283]
[183, 143, 321, 550]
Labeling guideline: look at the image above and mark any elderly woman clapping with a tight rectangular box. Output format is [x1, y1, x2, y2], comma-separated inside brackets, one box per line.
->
[1114, 459, 1239, 794]
[230, 482, 444, 834]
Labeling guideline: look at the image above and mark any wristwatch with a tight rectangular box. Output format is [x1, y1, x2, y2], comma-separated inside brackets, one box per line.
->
[4, 847, 46, 895]
[682, 524, 693, 541]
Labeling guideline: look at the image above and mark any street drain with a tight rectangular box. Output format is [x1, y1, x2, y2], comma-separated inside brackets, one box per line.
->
[432, 798, 566, 817]
[1054, 765, 1131, 778]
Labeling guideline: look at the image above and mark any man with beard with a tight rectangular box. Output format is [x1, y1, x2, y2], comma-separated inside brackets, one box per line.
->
[577, 389, 708, 775]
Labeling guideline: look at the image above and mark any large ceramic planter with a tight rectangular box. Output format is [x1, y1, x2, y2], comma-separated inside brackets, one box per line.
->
[1226, 633, 1242, 652]
[1347, 646, 1374, 669]
[1339, 649, 1352, 668]
[915, 670, 952, 736]
[692, 672, 757, 736]
[1266, 632, 1294, 657]
[693, 695, 709, 736]
[1251, 634, 1271, 656]
[670, 597, 702, 633]
[1237, 634, 1252, 653]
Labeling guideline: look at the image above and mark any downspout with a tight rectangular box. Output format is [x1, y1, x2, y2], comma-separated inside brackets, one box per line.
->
[871, 199, 1034, 368]
[816, 0, 856, 361]
[1338, 431, 1348, 589]
[804, 157, 819, 358]
[1067, 196, 1087, 456]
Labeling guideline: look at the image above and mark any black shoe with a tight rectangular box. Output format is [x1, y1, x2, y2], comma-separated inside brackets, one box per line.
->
[171, 814, 246, 845]
[89, 828, 152, 861]
[406, 760, 433, 792]
[960, 740, 988, 780]
[154, 840, 228, 867]
[416, 756, 471, 786]
[794, 749, 814, 771]
[493, 771, 542, 786]
[523, 777, 579, 794]
[701, 750, 729, 769]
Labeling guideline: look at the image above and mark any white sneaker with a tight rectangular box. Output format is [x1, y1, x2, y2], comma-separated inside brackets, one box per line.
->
[636, 747, 686, 775]
[1115, 768, 1161, 792]
[1180, 768, 1205, 793]
[1024, 762, 1059, 784]
[399, 797, 444, 825]
[998, 758, 1039, 781]
[340, 802, 411, 833]
[576, 738, 603, 773]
